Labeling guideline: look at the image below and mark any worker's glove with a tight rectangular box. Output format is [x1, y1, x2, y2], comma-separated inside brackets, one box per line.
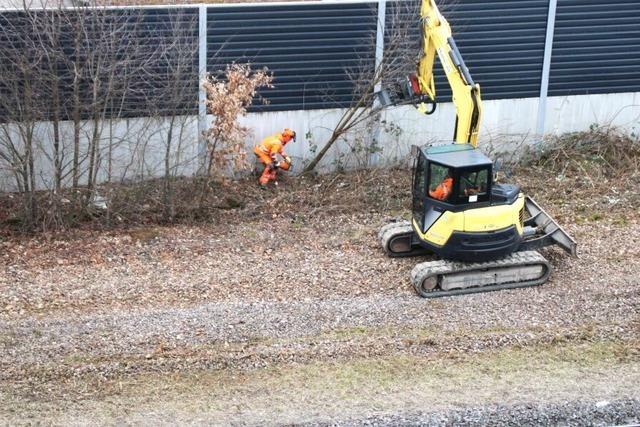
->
[284, 156, 292, 165]
[278, 160, 290, 171]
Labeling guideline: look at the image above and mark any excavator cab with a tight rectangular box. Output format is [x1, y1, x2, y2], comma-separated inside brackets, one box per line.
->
[410, 143, 523, 261]
[414, 144, 492, 208]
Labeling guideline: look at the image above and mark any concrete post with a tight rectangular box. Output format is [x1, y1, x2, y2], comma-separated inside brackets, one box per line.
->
[198, 4, 208, 173]
[370, 0, 386, 167]
[536, 0, 558, 137]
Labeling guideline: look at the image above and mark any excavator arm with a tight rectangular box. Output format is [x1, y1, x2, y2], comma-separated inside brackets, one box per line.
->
[378, 0, 483, 147]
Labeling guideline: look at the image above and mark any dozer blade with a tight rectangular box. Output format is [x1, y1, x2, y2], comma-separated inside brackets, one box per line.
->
[521, 196, 577, 256]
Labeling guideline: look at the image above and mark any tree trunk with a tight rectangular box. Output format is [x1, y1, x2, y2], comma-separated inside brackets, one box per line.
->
[52, 83, 62, 193]
[302, 130, 342, 174]
[26, 128, 37, 229]
[22, 78, 37, 229]
[302, 102, 365, 174]
[72, 67, 81, 191]
[87, 113, 99, 191]
[163, 116, 175, 222]
[107, 118, 113, 183]
[72, 30, 82, 191]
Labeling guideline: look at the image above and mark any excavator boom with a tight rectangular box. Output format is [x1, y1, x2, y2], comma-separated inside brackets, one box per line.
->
[378, 0, 482, 146]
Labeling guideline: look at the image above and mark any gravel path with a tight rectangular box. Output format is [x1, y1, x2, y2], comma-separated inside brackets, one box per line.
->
[1, 284, 637, 374]
[317, 399, 640, 427]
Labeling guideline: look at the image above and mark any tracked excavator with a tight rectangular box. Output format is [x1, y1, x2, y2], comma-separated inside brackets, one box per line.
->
[378, 0, 577, 298]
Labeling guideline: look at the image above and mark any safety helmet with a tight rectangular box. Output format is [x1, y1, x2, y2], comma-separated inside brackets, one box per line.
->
[282, 128, 296, 143]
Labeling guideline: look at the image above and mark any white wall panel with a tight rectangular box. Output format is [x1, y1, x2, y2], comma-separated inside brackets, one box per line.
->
[1, 92, 638, 191]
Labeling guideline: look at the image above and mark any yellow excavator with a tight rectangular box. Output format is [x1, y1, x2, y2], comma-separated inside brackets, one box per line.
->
[378, 0, 577, 298]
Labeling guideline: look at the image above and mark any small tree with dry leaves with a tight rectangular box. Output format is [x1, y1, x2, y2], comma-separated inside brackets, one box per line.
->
[202, 64, 273, 180]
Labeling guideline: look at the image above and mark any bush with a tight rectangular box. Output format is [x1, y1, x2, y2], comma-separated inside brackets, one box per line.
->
[521, 125, 640, 178]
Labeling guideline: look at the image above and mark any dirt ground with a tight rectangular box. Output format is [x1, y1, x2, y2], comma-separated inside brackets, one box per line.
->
[1, 167, 639, 425]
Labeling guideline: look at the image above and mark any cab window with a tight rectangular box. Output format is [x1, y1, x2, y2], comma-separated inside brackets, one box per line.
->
[413, 153, 427, 194]
[412, 153, 428, 229]
[458, 169, 489, 200]
[428, 163, 454, 202]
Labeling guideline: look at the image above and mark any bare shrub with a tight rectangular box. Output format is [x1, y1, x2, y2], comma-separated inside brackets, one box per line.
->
[0, 4, 201, 231]
[303, 1, 420, 173]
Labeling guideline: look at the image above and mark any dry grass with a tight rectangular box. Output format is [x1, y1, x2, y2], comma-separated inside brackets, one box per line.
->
[3, 126, 637, 235]
[0, 167, 409, 236]
[3, 338, 638, 426]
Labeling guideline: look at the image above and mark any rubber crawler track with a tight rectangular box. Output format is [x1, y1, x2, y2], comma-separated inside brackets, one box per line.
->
[410, 251, 551, 298]
[379, 221, 430, 258]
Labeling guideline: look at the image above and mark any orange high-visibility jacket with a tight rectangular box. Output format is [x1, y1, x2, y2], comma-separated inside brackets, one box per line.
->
[257, 133, 287, 157]
[429, 177, 453, 201]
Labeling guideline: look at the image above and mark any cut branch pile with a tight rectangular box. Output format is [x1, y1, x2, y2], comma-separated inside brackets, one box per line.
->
[523, 125, 640, 178]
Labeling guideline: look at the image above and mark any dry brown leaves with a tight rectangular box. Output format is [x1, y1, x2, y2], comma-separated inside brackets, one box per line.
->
[202, 63, 273, 174]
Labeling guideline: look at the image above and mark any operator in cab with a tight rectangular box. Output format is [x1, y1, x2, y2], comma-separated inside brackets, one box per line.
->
[429, 172, 453, 201]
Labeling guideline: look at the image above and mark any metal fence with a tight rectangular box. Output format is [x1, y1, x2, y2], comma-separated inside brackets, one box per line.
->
[549, 0, 640, 96]
[207, 2, 377, 111]
[0, 7, 199, 120]
[386, 0, 549, 101]
[0, 0, 639, 125]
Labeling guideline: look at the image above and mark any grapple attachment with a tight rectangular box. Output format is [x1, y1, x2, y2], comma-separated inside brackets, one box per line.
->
[375, 75, 437, 115]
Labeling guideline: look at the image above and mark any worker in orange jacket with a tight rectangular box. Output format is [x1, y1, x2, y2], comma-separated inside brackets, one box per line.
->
[254, 128, 296, 188]
[429, 174, 453, 201]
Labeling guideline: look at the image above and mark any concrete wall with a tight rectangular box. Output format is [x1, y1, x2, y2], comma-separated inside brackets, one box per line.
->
[1, 91, 639, 192]
[374, 91, 640, 165]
